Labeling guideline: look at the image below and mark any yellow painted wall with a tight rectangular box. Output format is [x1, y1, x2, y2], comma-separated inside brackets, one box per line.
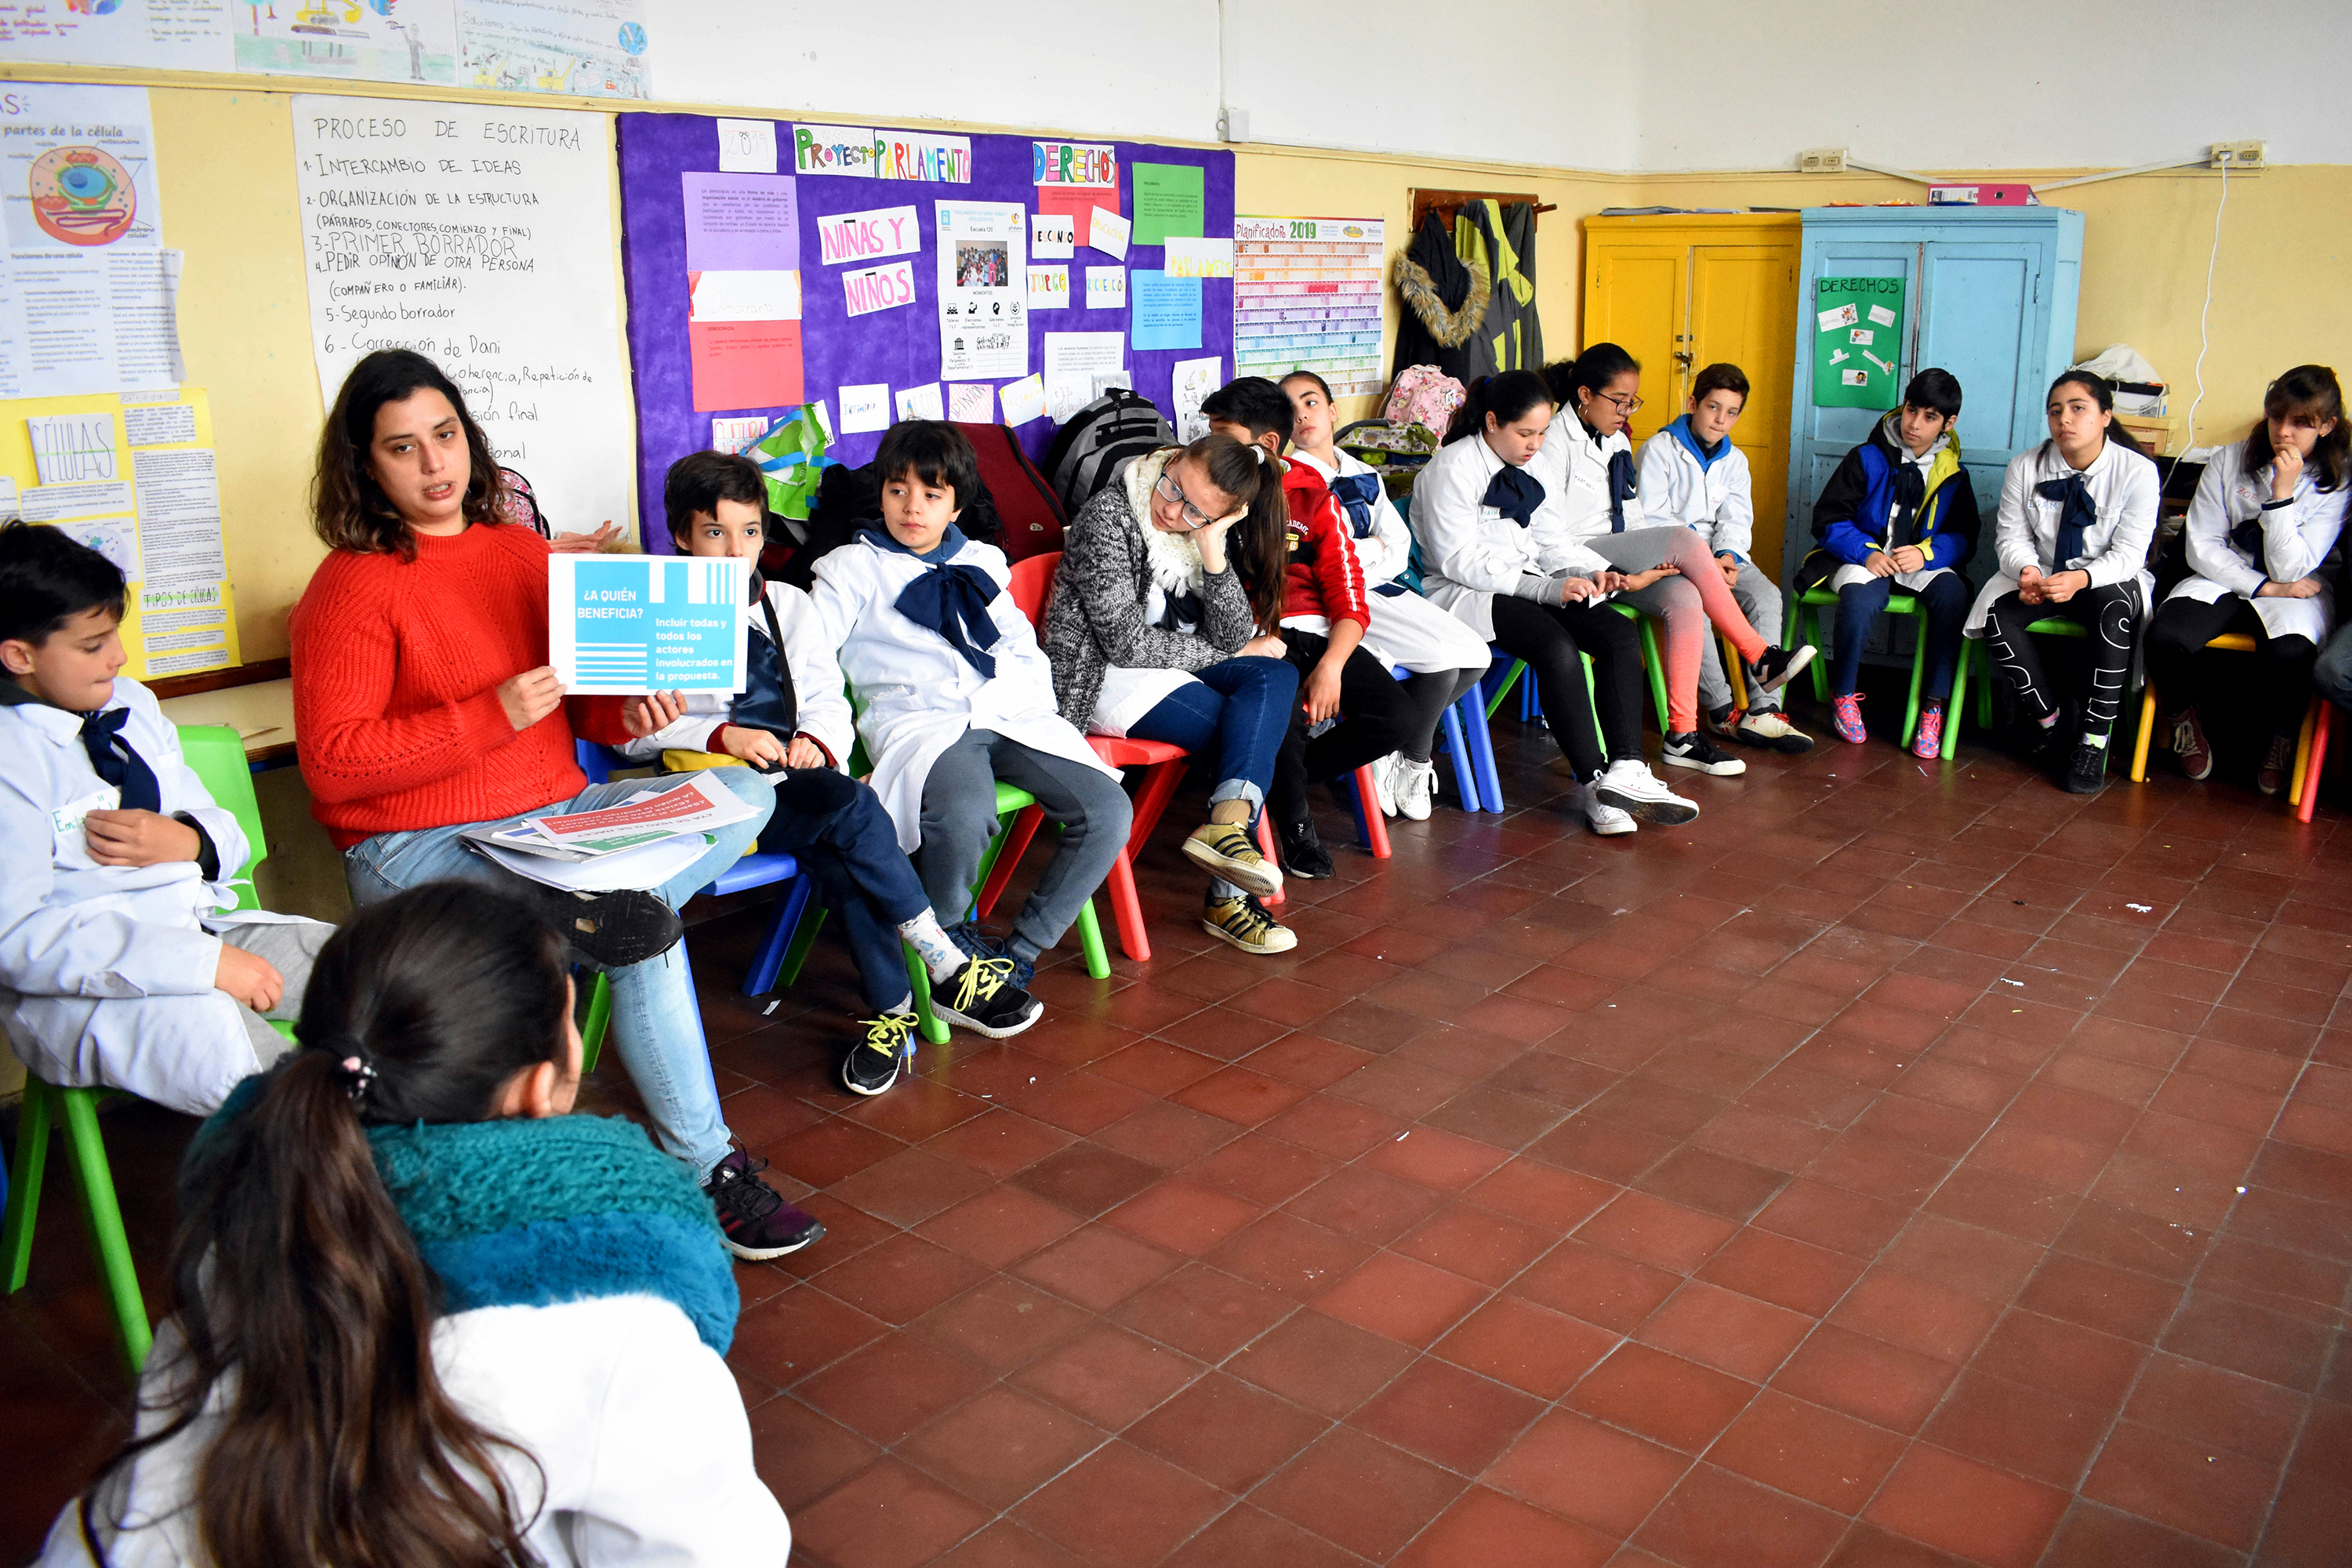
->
[10, 68, 2345, 666]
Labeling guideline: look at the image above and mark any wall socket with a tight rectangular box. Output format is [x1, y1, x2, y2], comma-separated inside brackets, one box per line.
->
[1798, 147, 1848, 174]
[1218, 107, 1251, 143]
[2209, 140, 2266, 169]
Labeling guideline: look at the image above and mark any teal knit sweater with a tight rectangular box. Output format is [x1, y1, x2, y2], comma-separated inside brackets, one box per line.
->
[194, 1080, 740, 1354]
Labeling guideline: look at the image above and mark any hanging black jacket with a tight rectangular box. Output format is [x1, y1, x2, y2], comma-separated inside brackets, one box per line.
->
[1392, 212, 1489, 385]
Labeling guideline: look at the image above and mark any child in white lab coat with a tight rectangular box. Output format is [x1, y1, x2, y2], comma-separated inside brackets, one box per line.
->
[2147, 364, 2347, 793]
[0, 523, 332, 1116]
[623, 451, 1034, 1098]
[808, 422, 1131, 990]
[1281, 370, 1495, 819]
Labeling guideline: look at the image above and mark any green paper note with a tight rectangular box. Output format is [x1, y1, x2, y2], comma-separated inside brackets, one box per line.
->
[1811, 277, 1907, 410]
[1131, 163, 1203, 246]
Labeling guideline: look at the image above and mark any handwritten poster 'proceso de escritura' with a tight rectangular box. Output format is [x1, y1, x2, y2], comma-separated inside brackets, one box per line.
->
[291, 96, 633, 541]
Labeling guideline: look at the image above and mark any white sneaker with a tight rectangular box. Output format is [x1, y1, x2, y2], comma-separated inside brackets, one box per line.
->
[1370, 752, 1399, 817]
[1592, 759, 1700, 826]
[1577, 783, 1637, 836]
[1396, 757, 1436, 821]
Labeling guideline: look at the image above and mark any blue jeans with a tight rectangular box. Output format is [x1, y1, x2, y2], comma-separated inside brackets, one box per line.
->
[343, 767, 775, 1180]
[757, 768, 931, 1014]
[2315, 622, 2352, 713]
[1127, 655, 1297, 898]
[1834, 572, 1968, 702]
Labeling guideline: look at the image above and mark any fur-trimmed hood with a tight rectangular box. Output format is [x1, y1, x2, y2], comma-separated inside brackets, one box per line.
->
[1396, 246, 1491, 350]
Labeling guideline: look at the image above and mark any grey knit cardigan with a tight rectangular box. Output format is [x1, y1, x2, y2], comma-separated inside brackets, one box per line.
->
[1040, 465, 1261, 734]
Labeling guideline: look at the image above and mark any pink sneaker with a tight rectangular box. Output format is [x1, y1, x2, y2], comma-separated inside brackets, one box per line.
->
[1831, 692, 1866, 744]
[1911, 702, 1945, 760]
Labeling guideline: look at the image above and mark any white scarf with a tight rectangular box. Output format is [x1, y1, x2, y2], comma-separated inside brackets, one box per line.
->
[1123, 448, 1209, 603]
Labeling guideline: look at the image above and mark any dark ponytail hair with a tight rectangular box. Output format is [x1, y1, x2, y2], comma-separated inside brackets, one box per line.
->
[78, 882, 574, 1567]
[2045, 369, 2143, 456]
[1185, 432, 1290, 633]
[2247, 365, 2347, 492]
[1542, 345, 1640, 424]
[1445, 368, 1554, 445]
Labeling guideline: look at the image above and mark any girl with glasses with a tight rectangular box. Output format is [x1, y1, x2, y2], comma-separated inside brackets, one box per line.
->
[1041, 433, 1304, 954]
[1529, 346, 1815, 777]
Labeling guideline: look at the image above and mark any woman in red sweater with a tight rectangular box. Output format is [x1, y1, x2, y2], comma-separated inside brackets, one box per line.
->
[289, 349, 814, 1261]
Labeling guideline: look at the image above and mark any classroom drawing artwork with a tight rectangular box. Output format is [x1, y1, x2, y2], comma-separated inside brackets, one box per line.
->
[234, 0, 459, 85]
[0, 0, 234, 70]
[457, 0, 652, 100]
[28, 145, 136, 246]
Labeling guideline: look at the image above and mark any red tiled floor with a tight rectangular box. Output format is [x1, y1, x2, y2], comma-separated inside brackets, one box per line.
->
[13, 717, 2351, 1568]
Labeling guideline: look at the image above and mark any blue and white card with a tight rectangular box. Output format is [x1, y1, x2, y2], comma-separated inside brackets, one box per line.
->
[549, 555, 749, 695]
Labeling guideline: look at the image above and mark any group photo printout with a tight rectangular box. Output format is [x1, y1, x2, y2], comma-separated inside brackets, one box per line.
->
[549, 554, 748, 694]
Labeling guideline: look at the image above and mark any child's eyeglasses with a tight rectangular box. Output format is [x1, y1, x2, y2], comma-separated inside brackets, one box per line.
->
[1154, 470, 1214, 529]
[1599, 391, 1643, 415]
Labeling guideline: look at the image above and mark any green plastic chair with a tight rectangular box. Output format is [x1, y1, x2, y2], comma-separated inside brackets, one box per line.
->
[1950, 615, 2140, 776]
[1484, 601, 1671, 735]
[1791, 584, 1956, 759]
[2, 725, 292, 1377]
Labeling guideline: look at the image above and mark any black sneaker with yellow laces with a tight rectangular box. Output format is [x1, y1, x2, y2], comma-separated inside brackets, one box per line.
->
[840, 1009, 918, 1097]
[932, 956, 1043, 1039]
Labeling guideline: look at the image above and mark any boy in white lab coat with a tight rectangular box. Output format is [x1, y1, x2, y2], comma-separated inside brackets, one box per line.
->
[625, 451, 1037, 1098]
[808, 422, 1131, 994]
[1637, 362, 1812, 753]
[0, 523, 332, 1116]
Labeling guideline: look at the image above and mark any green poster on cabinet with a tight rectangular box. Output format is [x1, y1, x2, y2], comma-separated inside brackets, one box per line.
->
[1812, 276, 1907, 409]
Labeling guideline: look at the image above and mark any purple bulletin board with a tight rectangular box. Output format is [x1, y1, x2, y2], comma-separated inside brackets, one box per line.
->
[616, 114, 1236, 552]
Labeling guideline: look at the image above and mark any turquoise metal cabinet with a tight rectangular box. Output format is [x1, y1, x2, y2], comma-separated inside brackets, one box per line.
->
[1781, 206, 2085, 587]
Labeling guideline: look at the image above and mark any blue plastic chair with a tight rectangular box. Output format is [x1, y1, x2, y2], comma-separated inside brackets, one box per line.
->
[1393, 663, 1503, 814]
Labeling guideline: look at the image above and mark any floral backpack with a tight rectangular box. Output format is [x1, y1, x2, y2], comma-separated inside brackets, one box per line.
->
[1380, 365, 1466, 439]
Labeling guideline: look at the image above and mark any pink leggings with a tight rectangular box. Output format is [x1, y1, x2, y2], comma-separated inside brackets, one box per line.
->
[1592, 527, 1768, 732]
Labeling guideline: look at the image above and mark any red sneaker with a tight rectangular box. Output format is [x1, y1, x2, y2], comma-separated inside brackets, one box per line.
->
[1831, 692, 1867, 744]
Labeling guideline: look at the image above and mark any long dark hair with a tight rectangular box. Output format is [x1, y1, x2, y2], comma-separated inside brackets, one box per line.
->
[1445, 368, 1553, 445]
[2045, 369, 2143, 456]
[1543, 345, 1640, 426]
[1184, 433, 1289, 633]
[2246, 365, 2347, 492]
[78, 882, 574, 1567]
[312, 350, 506, 559]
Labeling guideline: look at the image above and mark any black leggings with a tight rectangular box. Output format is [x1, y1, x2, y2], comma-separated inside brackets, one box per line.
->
[1271, 629, 1414, 825]
[1396, 666, 1488, 763]
[1489, 594, 1644, 781]
[2145, 595, 2318, 739]
[1984, 584, 2139, 742]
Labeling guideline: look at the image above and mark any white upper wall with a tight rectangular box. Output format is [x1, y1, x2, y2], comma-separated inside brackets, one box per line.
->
[1633, 0, 2352, 171]
[608, 2, 2348, 172]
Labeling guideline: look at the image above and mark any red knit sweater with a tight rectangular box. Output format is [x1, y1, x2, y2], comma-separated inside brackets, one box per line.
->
[290, 524, 624, 848]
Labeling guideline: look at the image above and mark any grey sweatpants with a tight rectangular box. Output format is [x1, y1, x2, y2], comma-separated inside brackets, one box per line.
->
[917, 729, 1132, 953]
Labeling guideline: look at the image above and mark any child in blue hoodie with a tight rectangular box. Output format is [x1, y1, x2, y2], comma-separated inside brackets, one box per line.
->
[1799, 368, 1982, 757]
[1638, 363, 1811, 753]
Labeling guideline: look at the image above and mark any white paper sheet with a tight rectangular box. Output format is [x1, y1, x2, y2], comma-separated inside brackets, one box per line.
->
[948, 383, 994, 423]
[293, 96, 632, 546]
[1087, 207, 1131, 260]
[1026, 265, 1069, 310]
[839, 384, 890, 434]
[895, 383, 945, 421]
[1162, 237, 1234, 279]
[998, 375, 1047, 426]
[935, 201, 1027, 381]
[1029, 212, 1074, 260]
[1085, 267, 1126, 311]
[688, 269, 801, 323]
[716, 118, 778, 173]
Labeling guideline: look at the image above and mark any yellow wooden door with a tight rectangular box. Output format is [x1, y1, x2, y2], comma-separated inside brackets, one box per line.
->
[1581, 240, 1686, 450]
[1690, 242, 1800, 573]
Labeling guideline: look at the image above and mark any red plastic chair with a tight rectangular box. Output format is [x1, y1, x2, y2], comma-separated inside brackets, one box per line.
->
[981, 552, 1194, 961]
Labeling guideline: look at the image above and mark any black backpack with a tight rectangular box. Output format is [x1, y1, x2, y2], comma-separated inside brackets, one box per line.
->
[1041, 390, 1173, 516]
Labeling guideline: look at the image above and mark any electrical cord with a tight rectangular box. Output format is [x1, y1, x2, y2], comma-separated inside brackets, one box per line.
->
[2183, 154, 2230, 451]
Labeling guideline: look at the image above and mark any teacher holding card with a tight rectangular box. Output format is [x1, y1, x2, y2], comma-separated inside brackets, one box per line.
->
[289, 348, 819, 1263]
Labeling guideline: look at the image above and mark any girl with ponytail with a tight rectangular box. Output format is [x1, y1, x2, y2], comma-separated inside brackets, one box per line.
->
[1414, 369, 1699, 836]
[2149, 364, 2345, 794]
[1042, 431, 1305, 953]
[1969, 369, 2162, 794]
[45, 881, 788, 1567]
[1527, 346, 1816, 776]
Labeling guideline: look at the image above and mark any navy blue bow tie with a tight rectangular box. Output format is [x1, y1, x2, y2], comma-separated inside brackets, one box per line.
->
[895, 561, 1004, 678]
[79, 707, 161, 812]
[2035, 474, 2096, 570]
[1330, 472, 1382, 539]
[1606, 449, 1636, 532]
[1482, 465, 1544, 528]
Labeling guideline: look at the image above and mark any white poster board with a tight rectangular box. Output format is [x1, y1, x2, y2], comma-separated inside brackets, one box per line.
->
[291, 96, 633, 540]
